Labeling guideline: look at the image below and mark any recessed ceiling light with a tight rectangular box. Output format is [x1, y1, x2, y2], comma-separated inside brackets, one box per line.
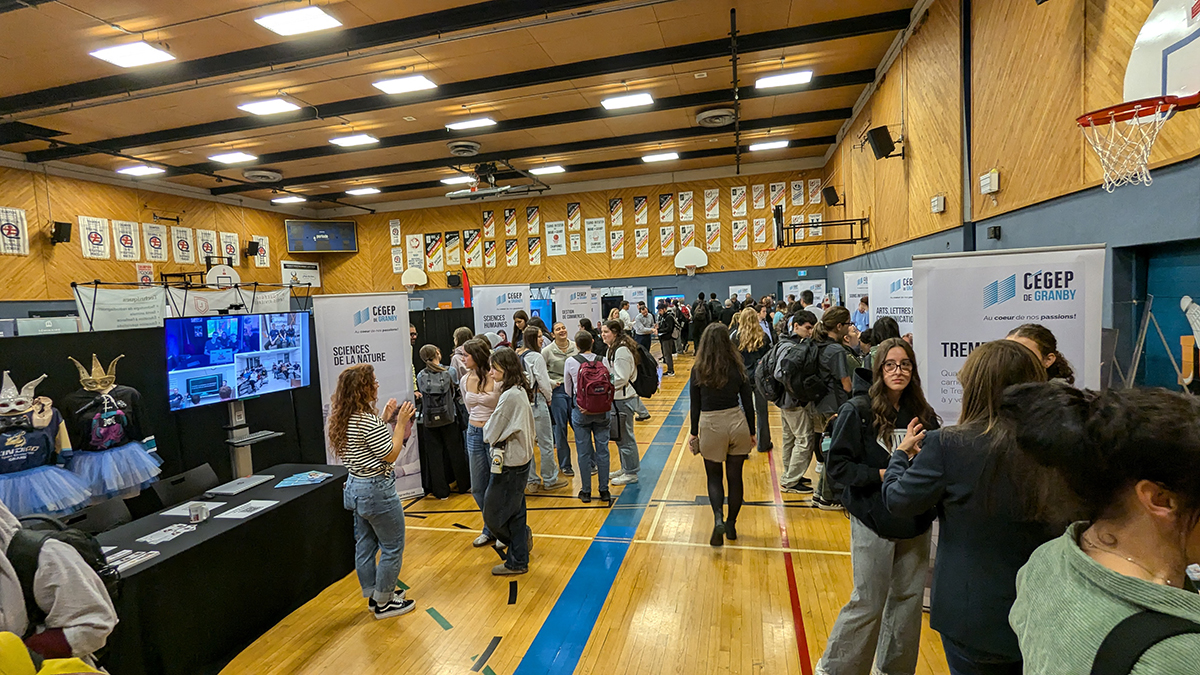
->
[694, 72, 708, 79]
[445, 118, 496, 131]
[749, 140, 789, 151]
[255, 6, 342, 36]
[272, 196, 307, 204]
[529, 165, 565, 175]
[346, 187, 381, 196]
[755, 70, 814, 89]
[178, 149, 192, 155]
[329, 134, 379, 147]
[117, 165, 165, 176]
[89, 41, 175, 68]
[403, 116, 417, 122]
[208, 151, 258, 164]
[601, 92, 654, 110]
[238, 98, 301, 115]
[440, 175, 474, 185]
[642, 152, 679, 163]
[373, 75, 437, 94]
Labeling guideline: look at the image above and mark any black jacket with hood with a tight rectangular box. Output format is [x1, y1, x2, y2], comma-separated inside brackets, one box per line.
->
[825, 367, 938, 540]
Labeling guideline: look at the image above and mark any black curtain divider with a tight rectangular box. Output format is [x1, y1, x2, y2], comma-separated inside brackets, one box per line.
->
[410, 307, 474, 369]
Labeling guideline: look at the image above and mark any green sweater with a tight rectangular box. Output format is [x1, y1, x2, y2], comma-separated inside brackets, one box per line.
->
[1011, 522, 1200, 674]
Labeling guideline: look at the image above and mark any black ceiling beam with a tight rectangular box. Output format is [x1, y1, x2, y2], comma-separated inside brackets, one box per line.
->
[210, 110, 848, 195]
[0, 0, 614, 117]
[176, 70, 873, 175]
[25, 9, 910, 163]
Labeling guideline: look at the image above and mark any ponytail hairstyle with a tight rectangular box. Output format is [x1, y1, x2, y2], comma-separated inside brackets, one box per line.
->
[489, 347, 534, 403]
[868, 338, 939, 448]
[463, 338, 492, 392]
[418, 344, 446, 373]
[1006, 323, 1075, 384]
[603, 319, 640, 364]
[453, 326, 474, 348]
[813, 306, 851, 342]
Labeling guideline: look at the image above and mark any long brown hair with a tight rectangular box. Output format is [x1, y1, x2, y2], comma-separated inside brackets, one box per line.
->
[813, 306, 850, 342]
[868, 338, 939, 449]
[1006, 323, 1074, 384]
[419, 344, 445, 372]
[328, 364, 378, 456]
[489, 347, 534, 403]
[959, 339, 1047, 431]
[735, 308, 765, 353]
[603, 319, 640, 364]
[453, 326, 473, 347]
[463, 338, 492, 392]
[693, 322, 746, 389]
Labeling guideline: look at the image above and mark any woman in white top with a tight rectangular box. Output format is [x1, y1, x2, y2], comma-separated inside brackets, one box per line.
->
[460, 338, 501, 548]
[602, 319, 640, 486]
[517, 327, 568, 493]
[328, 363, 417, 620]
[482, 347, 537, 575]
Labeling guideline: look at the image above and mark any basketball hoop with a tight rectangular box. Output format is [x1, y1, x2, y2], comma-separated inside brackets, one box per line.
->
[752, 249, 773, 268]
[404, 284, 416, 293]
[1077, 92, 1200, 192]
[685, 265, 696, 277]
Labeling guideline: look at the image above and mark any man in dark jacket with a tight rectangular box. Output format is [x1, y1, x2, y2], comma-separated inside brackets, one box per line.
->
[718, 299, 737, 327]
[656, 304, 676, 376]
[708, 293, 722, 320]
[690, 293, 710, 348]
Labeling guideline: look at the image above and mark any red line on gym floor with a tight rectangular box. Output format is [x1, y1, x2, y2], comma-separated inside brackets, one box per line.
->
[766, 450, 815, 675]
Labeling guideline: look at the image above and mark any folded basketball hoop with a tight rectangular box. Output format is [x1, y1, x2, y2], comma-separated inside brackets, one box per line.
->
[1077, 92, 1200, 192]
[752, 249, 773, 268]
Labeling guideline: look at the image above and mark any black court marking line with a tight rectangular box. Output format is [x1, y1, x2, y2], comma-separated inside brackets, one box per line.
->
[403, 495, 426, 509]
[408, 504, 613, 515]
[404, 513, 427, 519]
[471, 636, 503, 672]
[452, 522, 472, 530]
[508, 580, 517, 605]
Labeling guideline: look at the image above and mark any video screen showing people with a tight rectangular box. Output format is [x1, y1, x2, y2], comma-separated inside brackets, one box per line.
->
[165, 312, 311, 411]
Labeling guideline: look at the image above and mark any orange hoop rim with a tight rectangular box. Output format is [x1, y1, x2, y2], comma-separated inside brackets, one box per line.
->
[1078, 92, 1200, 127]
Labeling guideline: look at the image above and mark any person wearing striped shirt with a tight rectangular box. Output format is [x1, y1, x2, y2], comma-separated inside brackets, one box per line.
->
[328, 364, 417, 620]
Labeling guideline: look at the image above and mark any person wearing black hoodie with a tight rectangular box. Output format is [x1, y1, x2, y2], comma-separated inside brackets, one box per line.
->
[815, 337, 941, 675]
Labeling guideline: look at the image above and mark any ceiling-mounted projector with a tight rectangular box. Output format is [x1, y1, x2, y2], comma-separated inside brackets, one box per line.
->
[446, 185, 513, 200]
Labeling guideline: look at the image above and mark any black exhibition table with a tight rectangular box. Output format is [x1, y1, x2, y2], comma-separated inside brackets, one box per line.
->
[97, 463, 353, 675]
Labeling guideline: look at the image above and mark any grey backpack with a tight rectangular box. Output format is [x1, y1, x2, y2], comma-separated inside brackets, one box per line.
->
[417, 368, 457, 427]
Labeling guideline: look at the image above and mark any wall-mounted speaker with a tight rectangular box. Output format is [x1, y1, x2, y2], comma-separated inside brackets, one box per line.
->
[50, 221, 71, 245]
[244, 240, 261, 257]
[866, 126, 900, 160]
[822, 186, 841, 207]
[447, 273, 462, 288]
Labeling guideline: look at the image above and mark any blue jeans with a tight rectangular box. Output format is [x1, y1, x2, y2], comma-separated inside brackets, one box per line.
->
[941, 636, 1022, 675]
[484, 461, 531, 570]
[527, 397, 559, 486]
[571, 407, 610, 493]
[464, 424, 493, 538]
[612, 398, 640, 474]
[550, 385, 572, 472]
[343, 474, 405, 605]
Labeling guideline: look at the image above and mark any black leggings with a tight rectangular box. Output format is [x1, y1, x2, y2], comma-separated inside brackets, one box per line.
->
[704, 455, 745, 524]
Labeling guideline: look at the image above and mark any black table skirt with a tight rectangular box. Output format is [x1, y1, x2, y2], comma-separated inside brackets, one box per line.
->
[97, 464, 354, 675]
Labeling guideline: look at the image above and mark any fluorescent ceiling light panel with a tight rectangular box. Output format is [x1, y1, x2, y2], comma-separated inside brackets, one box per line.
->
[445, 118, 496, 131]
[440, 175, 474, 185]
[208, 151, 258, 164]
[238, 99, 300, 115]
[329, 134, 379, 147]
[529, 165, 565, 175]
[89, 42, 175, 68]
[117, 165, 165, 176]
[642, 152, 679, 163]
[601, 92, 654, 110]
[346, 187, 381, 196]
[272, 196, 307, 204]
[749, 140, 789, 151]
[755, 70, 814, 89]
[373, 75, 437, 94]
[255, 6, 342, 36]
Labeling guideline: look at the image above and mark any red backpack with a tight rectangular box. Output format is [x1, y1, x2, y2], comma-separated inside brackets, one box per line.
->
[573, 354, 614, 415]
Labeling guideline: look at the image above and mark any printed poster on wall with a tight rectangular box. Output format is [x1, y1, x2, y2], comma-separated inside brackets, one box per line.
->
[0, 207, 29, 256]
[584, 217, 606, 254]
[769, 182, 786, 208]
[705, 222, 721, 252]
[196, 229, 218, 262]
[219, 232, 240, 267]
[679, 224, 695, 249]
[136, 263, 154, 285]
[634, 228, 649, 258]
[445, 231, 461, 266]
[633, 196, 648, 225]
[610, 230, 624, 260]
[170, 225, 193, 264]
[483, 210, 495, 239]
[282, 260, 321, 288]
[484, 239, 497, 268]
[658, 193, 674, 223]
[252, 235, 270, 268]
[753, 217, 767, 244]
[913, 245, 1105, 424]
[463, 229, 482, 268]
[504, 208, 517, 237]
[566, 203, 580, 231]
[405, 234, 423, 269]
[660, 226, 675, 256]
[809, 178, 823, 205]
[545, 221, 566, 256]
[703, 189, 719, 220]
[731, 185, 747, 217]
[808, 213, 824, 237]
[424, 232, 444, 272]
[732, 220, 748, 251]
[868, 268, 914, 339]
[505, 238, 519, 267]
[527, 206, 541, 233]
[143, 223, 168, 262]
[313, 292, 421, 497]
[752, 184, 766, 210]
[389, 219, 402, 246]
[112, 220, 140, 261]
[80, 216, 111, 260]
[678, 191, 693, 222]
[791, 180, 805, 207]
[569, 233, 581, 252]
[528, 237, 541, 266]
[553, 286, 600, 338]
[609, 198, 623, 226]
[391, 247, 405, 274]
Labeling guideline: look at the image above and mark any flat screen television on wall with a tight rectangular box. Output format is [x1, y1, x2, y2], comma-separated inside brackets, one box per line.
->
[164, 312, 311, 411]
[285, 219, 358, 253]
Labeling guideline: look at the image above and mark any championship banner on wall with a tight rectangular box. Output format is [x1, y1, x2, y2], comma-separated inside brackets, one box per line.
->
[483, 210, 495, 238]
[445, 231, 461, 266]
[425, 232, 444, 272]
[753, 217, 767, 244]
[166, 287, 290, 317]
[170, 226, 193, 264]
[658, 193, 674, 223]
[464, 229, 482, 268]
[791, 180, 805, 207]
[553, 286, 600, 337]
[868, 268, 914, 338]
[74, 286, 166, 332]
[196, 229, 218, 262]
[679, 224, 694, 249]
[527, 206, 541, 233]
[484, 240, 497, 267]
[609, 198, 623, 226]
[752, 184, 766, 210]
[678, 191, 693, 222]
[660, 226, 675, 256]
[704, 189, 719, 220]
[252, 235, 270, 268]
[0, 207, 29, 256]
[143, 223, 168, 262]
[809, 178, 823, 205]
[505, 238, 519, 266]
[844, 271, 871, 310]
[219, 232, 240, 267]
[769, 182, 786, 208]
[914, 245, 1105, 424]
[610, 230, 624, 260]
[731, 186, 747, 217]
[808, 213, 824, 237]
[504, 208, 517, 237]
[136, 263, 153, 284]
[314, 292, 421, 497]
[391, 247, 405, 274]
[545, 221, 566, 256]
[405, 234, 423, 269]
[790, 215, 806, 240]
[732, 220, 748, 251]
[705, 222, 721, 252]
[528, 237, 541, 266]
[389, 219, 402, 246]
[585, 218, 606, 254]
[112, 221, 140, 261]
[634, 228, 649, 258]
[473, 285, 530, 336]
[633, 196, 648, 225]
[566, 203, 580, 231]
[80, 216, 111, 260]
[569, 233, 581, 252]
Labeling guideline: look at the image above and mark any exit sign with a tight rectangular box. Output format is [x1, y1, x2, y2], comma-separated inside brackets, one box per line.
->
[797, 270, 808, 277]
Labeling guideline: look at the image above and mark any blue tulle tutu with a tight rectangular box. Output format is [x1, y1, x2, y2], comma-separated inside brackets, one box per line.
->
[0, 465, 93, 517]
[68, 440, 163, 502]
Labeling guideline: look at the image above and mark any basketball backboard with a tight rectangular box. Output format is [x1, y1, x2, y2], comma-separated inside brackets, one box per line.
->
[1125, 0, 1200, 102]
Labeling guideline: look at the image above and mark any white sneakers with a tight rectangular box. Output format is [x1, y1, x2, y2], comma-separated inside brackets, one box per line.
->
[611, 473, 638, 485]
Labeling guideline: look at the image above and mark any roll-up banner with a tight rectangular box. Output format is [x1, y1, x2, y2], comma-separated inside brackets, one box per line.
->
[313, 292, 421, 498]
[843, 271, 870, 310]
[867, 268, 914, 337]
[472, 285, 531, 337]
[553, 286, 600, 337]
[913, 244, 1105, 424]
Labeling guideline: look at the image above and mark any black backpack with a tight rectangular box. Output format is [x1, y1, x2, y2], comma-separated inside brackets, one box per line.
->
[755, 337, 791, 405]
[416, 368, 457, 427]
[6, 515, 120, 629]
[1091, 611, 1200, 675]
[692, 301, 708, 323]
[631, 343, 659, 399]
[778, 338, 830, 406]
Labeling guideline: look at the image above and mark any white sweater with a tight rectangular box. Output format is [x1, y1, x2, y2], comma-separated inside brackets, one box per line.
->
[603, 344, 638, 401]
[482, 386, 537, 467]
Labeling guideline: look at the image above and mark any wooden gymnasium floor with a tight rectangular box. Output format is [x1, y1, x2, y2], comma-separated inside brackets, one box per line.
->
[223, 352, 949, 675]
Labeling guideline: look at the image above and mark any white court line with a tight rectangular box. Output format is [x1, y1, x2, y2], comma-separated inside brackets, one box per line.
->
[631, 537, 850, 556]
[407, 525, 595, 542]
[645, 430, 689, 543]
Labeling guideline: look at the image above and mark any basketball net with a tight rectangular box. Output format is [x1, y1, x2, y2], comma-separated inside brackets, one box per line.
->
[685, 265, 696, 277]
[752, 249, 772, 268]
[404, 284, 416, 293]
[1078, 99, 1174, 192]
